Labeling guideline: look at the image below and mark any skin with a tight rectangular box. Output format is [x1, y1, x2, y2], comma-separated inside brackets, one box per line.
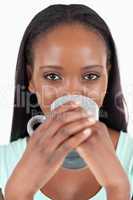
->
[25, 23, 130, 200]
[28, 23, 109, 113]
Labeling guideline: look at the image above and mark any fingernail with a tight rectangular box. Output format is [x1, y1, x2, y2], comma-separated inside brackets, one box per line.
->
[87, 111, 93, 116]
[71, 101, 80, 107]
[88, 117, 96, 123]
[83, 128, 91, 136]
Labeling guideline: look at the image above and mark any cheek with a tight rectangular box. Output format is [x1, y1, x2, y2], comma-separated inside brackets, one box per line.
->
[86, 76, 108, 107]
[35, 83, 59, 113]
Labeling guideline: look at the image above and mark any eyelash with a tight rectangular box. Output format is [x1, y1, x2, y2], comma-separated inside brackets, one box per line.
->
[43, 72, 100, 81]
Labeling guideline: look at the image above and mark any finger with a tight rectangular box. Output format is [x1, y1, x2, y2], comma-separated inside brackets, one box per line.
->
[48, 117, 95, 152]
[47, 128, 92, 165]
[30, 101, 80, 141]
[37, 106, 92, 145]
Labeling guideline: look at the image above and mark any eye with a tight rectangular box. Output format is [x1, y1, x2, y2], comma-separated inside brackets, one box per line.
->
[83, 73, 100, 80]
[43, 73, 61, 81]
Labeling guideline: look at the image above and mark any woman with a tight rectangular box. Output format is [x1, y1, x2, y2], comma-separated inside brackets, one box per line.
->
[0, 3, 133, 200]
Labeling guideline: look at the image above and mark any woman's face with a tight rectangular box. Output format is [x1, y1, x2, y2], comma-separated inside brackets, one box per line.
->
[28, 23, 109, 116]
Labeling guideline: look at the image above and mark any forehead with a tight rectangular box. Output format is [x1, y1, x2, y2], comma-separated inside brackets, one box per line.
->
[33, 23, 107, 66]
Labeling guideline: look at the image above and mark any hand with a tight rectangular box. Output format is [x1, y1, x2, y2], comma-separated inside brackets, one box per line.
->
[4, 101, 93, 199]
[75, 106, 130, 190]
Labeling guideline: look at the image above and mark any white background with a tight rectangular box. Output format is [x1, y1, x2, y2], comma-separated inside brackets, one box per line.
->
[0, 0, 133, 144]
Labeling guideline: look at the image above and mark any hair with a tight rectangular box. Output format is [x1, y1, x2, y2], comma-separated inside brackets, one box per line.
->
[10, 3, 128, 142]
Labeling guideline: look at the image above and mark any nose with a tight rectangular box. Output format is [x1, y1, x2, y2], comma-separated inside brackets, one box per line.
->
[62, 78, 84, 96]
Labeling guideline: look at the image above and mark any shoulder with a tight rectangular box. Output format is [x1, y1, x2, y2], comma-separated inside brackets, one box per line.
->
[0, 137, 27, 185]
[0, 137, 28, 166]
[123, 132, 133, 197]
[108, 128, 133, 152]
[118, 130, 133, 153]
[0, 137, 27, 169]
[109, 129, 133, 197]
[0, 137, 27, 159]
[119, 130, 133, 165]
[108, 128, 133, 176]
[116, 130, 133, 197]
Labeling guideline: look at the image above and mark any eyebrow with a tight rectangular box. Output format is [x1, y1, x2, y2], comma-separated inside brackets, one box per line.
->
[39, 65, 103, 70]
